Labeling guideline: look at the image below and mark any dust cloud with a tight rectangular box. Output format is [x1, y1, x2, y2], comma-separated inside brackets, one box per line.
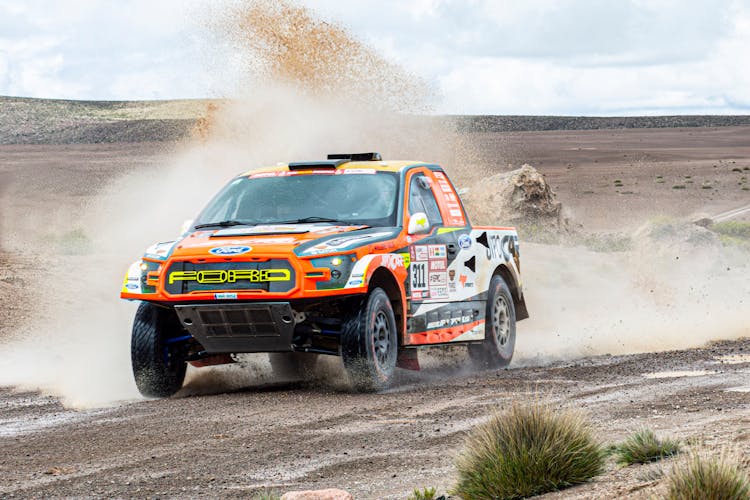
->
[0, 0, 450, 408]
[516, 230, 750, 364]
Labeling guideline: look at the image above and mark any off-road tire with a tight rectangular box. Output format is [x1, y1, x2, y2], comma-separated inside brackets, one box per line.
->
[469, 275, 516, 369]
[131, 302, 187, 398]
[341, 288, 398, 392]
[268, 352, 319, 380]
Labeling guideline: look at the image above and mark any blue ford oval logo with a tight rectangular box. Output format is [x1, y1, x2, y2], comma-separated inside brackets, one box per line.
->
[458, 234, 472, 250]
[209, 245, 252, 256]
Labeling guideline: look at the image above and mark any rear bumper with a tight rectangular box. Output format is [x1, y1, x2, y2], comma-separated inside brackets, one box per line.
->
[174, 302, 296, 354]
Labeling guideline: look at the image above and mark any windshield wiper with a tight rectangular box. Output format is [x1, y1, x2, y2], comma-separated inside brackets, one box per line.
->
[193, 220, 256, 230]
[276, 216, 361, 225]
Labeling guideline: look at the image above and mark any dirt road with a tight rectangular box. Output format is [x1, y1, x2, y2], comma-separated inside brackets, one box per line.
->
[1, 341, 748, 498]
[0, 128, 749, 498]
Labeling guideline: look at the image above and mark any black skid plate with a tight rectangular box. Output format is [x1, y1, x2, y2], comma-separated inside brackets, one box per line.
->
[174, 303, 295, 353]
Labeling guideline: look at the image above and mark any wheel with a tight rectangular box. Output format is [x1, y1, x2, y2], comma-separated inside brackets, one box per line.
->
[268, 352, 319, 380]
[469, 275, 516, 369]
[341, 288, 398, 391]
[131, 302, 187, 398]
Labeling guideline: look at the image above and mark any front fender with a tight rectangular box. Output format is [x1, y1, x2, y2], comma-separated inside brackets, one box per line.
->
[344, 253, 408, 291]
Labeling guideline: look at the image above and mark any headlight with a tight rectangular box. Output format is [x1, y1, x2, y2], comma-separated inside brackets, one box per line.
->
[311, 254, 356, 290]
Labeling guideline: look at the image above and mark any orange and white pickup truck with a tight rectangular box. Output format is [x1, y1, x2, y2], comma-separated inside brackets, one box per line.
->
[121, 152, 528, 397]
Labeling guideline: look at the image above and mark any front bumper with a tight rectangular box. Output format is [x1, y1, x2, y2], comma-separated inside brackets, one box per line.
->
[174, 302, 296, 353]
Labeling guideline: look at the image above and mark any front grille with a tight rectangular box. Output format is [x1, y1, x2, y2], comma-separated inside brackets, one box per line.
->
[164, 259, 295, 295]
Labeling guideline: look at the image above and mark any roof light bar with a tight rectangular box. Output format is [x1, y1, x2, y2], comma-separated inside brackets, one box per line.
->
[327, 152, 382, 162]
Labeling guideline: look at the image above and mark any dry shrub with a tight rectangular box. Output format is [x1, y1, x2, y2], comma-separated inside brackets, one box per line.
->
[452, 402, 605, 499]
[616, 428, 681, 465]
[666, 452, 750, 500]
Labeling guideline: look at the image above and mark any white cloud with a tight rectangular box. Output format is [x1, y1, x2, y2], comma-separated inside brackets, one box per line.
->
[303, 0, 749, 114]
[0, 0, 747, 114]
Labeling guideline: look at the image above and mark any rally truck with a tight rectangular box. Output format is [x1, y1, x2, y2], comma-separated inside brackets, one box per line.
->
[121, 152, 529, 397]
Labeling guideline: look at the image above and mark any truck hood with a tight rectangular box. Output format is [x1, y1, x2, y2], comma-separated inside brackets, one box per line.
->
[152, 224, 401, 261]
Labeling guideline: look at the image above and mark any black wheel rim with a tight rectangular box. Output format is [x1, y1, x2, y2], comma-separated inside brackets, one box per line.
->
[492, 294, 511, 347]
[372, 310, 392, 368]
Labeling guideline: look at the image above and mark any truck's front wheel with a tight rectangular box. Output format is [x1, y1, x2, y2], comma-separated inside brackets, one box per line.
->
[341, 288, 398, 391]
[131, 302, 187, 398]
[469, 275, 516, 369]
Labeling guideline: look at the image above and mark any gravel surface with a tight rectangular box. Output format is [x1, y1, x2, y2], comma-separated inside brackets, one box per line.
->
[1, 122, 749, 498]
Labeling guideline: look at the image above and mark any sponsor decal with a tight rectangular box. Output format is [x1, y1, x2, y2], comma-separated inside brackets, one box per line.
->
[169, 269, 290, 284]
[346, 279, 363, 287]
[381, 254, 404, 271]
[427, 315, 473, 330]
[125, 283, 139, 290]
[458, 274, 475, 288]
[400, 252, 411, 269]
[428, 245, 446, 259]
[458, 234, 472, 250]
[429, 259, 446, 271]
[209, 245, 251, 256]
[144, 241, 177, 261]
[411, 244, 449, 299]
[429, 272, 447, 286]
[413, 245, 429, 261]
[339, 169, 376, 175]
[214, 292, 238, 299]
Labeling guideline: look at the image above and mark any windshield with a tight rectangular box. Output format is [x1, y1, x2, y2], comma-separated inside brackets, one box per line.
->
[194, 171, 400, 228]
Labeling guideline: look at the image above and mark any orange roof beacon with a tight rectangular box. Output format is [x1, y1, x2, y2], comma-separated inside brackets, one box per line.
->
[122, 152, 529, 397]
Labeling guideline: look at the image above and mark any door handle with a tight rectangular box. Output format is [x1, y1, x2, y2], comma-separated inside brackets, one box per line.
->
[447, 243, 458, 259]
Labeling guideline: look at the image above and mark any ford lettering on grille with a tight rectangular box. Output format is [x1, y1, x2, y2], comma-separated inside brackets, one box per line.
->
[164, 260, 295, 294]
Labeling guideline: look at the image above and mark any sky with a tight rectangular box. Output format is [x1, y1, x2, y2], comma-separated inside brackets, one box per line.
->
[0, 0, 748, 115]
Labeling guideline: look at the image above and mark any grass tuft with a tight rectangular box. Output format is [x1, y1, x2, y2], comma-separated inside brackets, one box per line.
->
[407, 486, 439, 500]
[451, 402, 605, 500]
[666, 452, 750, 500]
[615, 429, 680, 465]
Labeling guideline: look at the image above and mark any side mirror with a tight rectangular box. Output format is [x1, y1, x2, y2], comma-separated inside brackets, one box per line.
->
[180, 219, 194, 235]
[407, 212, 431, 235]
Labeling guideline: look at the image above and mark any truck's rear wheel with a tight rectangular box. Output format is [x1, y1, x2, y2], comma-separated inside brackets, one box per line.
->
[469, 275, 516, 369]
[341, 288, 398, 391]
[131, 302, 187, 398]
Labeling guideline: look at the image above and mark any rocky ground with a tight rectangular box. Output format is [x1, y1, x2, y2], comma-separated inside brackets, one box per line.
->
[0, 120, 749, 498]
[0, 340, 748, 498]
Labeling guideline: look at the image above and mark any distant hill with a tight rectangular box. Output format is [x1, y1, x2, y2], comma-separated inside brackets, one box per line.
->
[0, 96, 211, 144]
[453, 114, 750, 132]
[2, 96, 749, 144]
